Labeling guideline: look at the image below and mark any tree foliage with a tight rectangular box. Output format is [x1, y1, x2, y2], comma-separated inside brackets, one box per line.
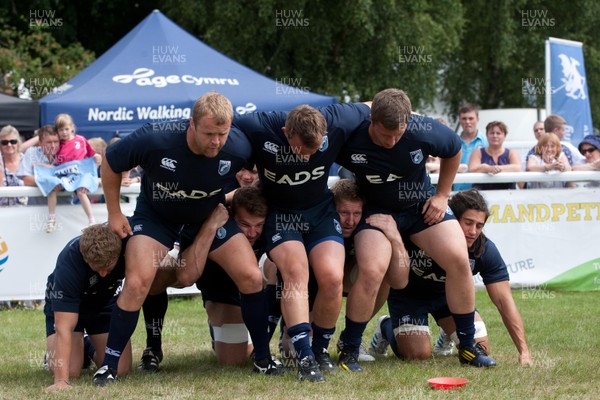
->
[163, 0, 464, 108]
[0, 6, 94, 98]
[0, 0, 598, 125]
[441, 0, 600, 122]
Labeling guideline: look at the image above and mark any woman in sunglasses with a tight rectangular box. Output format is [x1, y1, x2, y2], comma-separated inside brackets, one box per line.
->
[573, 135, 600, 187]
[0, 125, 27, 206]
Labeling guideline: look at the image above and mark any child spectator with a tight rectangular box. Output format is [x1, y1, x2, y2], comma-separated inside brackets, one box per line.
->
[525, 133, 574, 189]
[46, 114, 101, 232]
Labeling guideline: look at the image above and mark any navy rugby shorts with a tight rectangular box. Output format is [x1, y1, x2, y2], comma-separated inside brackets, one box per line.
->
[264, 195, 343, 255]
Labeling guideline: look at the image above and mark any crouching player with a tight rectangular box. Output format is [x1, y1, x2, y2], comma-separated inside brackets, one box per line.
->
[369, 189, 532, 366]
[143, 186, 281, 368]
[44, 224, 132, 391]
[196, 185, 277, 365]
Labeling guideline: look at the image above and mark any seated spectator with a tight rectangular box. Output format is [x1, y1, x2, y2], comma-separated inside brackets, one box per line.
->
[572, 135, 600, 187]
[468, 121, 522, 190]
[44, 224, 132, 391]
[87, 138, 107, 164]
[0, 125, 27, 206]
[526, 133, 574, 189]
[517, 121, 546, 189]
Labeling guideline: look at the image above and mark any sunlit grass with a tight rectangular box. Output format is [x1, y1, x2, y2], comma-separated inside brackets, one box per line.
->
[1, 290, 599, 399]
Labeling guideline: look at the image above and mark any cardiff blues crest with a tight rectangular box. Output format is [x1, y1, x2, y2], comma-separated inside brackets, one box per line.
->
[410, 149, 424, 164]
[218, 160, 231, 176]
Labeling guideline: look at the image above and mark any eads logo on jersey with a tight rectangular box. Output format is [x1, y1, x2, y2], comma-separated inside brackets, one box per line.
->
[0, 236, 9, 273]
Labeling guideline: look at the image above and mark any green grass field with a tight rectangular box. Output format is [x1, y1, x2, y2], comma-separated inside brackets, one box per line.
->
[1, 289, 599, 400]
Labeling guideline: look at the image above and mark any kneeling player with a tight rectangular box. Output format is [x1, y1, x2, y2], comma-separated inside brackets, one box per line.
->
[369, 189, 532, 366]
[44, 225, 132, 391]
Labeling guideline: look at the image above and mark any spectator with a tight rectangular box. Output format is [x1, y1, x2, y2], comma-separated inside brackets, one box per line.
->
[46, 114, 100, 232]
[454, 104, 488, 190]
[18, 125, 71, 207]
[572, 135, 600, 187]
[526, 133, 574, 189]
[525, 115, 585, 167]
[517, 121, 546, 189]
[87, 138, 107, 161]
[0, 125, 27, 206]
[533, 120, 545, 140]
[469, 121, 522, 190]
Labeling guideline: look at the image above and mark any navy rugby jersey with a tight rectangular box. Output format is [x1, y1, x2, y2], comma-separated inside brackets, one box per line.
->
[401, 237, 509, 297]
[337, 115, 460, 211]
[106, 120, 251, 224]
[233, 103, 370, 210]
[45, 236, 126, 314]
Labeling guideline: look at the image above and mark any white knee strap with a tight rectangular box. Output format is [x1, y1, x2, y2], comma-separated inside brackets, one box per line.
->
[212, 324, 250, 344]
[393, 324, 430, 337]
[258, 253, 268, 283]
[449, 321, 488, 344]
[474, 320, 488, 339]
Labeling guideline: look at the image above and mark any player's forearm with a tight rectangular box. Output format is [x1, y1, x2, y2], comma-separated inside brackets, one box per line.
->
[177, 221, 220, 285]
[437, 152, 461, 196]
[53, 328, 71, 382]
[101, 159, 123, 215]
[499, 164, 522, 172]
[497, 301, 530, 355]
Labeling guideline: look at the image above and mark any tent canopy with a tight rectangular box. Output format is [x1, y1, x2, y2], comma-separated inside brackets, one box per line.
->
[0, 93, 39, 136]
[39, 10, 337, 141]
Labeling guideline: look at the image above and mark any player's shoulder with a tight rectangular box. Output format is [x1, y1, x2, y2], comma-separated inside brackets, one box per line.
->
[478, 238, 504, 268]
[221, 126, 252, 159]
[233, 110, 287, 133]
[320, 103, 370, 128]
[407, 114, 449, 133]
[123, 120, 188, 148]
[55, 236, 86, 275]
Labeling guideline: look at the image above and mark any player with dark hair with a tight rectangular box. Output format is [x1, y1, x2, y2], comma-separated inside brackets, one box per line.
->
[370, 189, 532, 366]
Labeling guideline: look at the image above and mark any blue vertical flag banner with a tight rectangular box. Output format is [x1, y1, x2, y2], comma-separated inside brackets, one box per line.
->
[545, 37, 593, 146]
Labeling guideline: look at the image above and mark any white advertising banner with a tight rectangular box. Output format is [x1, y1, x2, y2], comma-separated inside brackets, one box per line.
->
[476, 188, 600, 291]
[1, 188, 599, 300]
[0, 202, 199, 301]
